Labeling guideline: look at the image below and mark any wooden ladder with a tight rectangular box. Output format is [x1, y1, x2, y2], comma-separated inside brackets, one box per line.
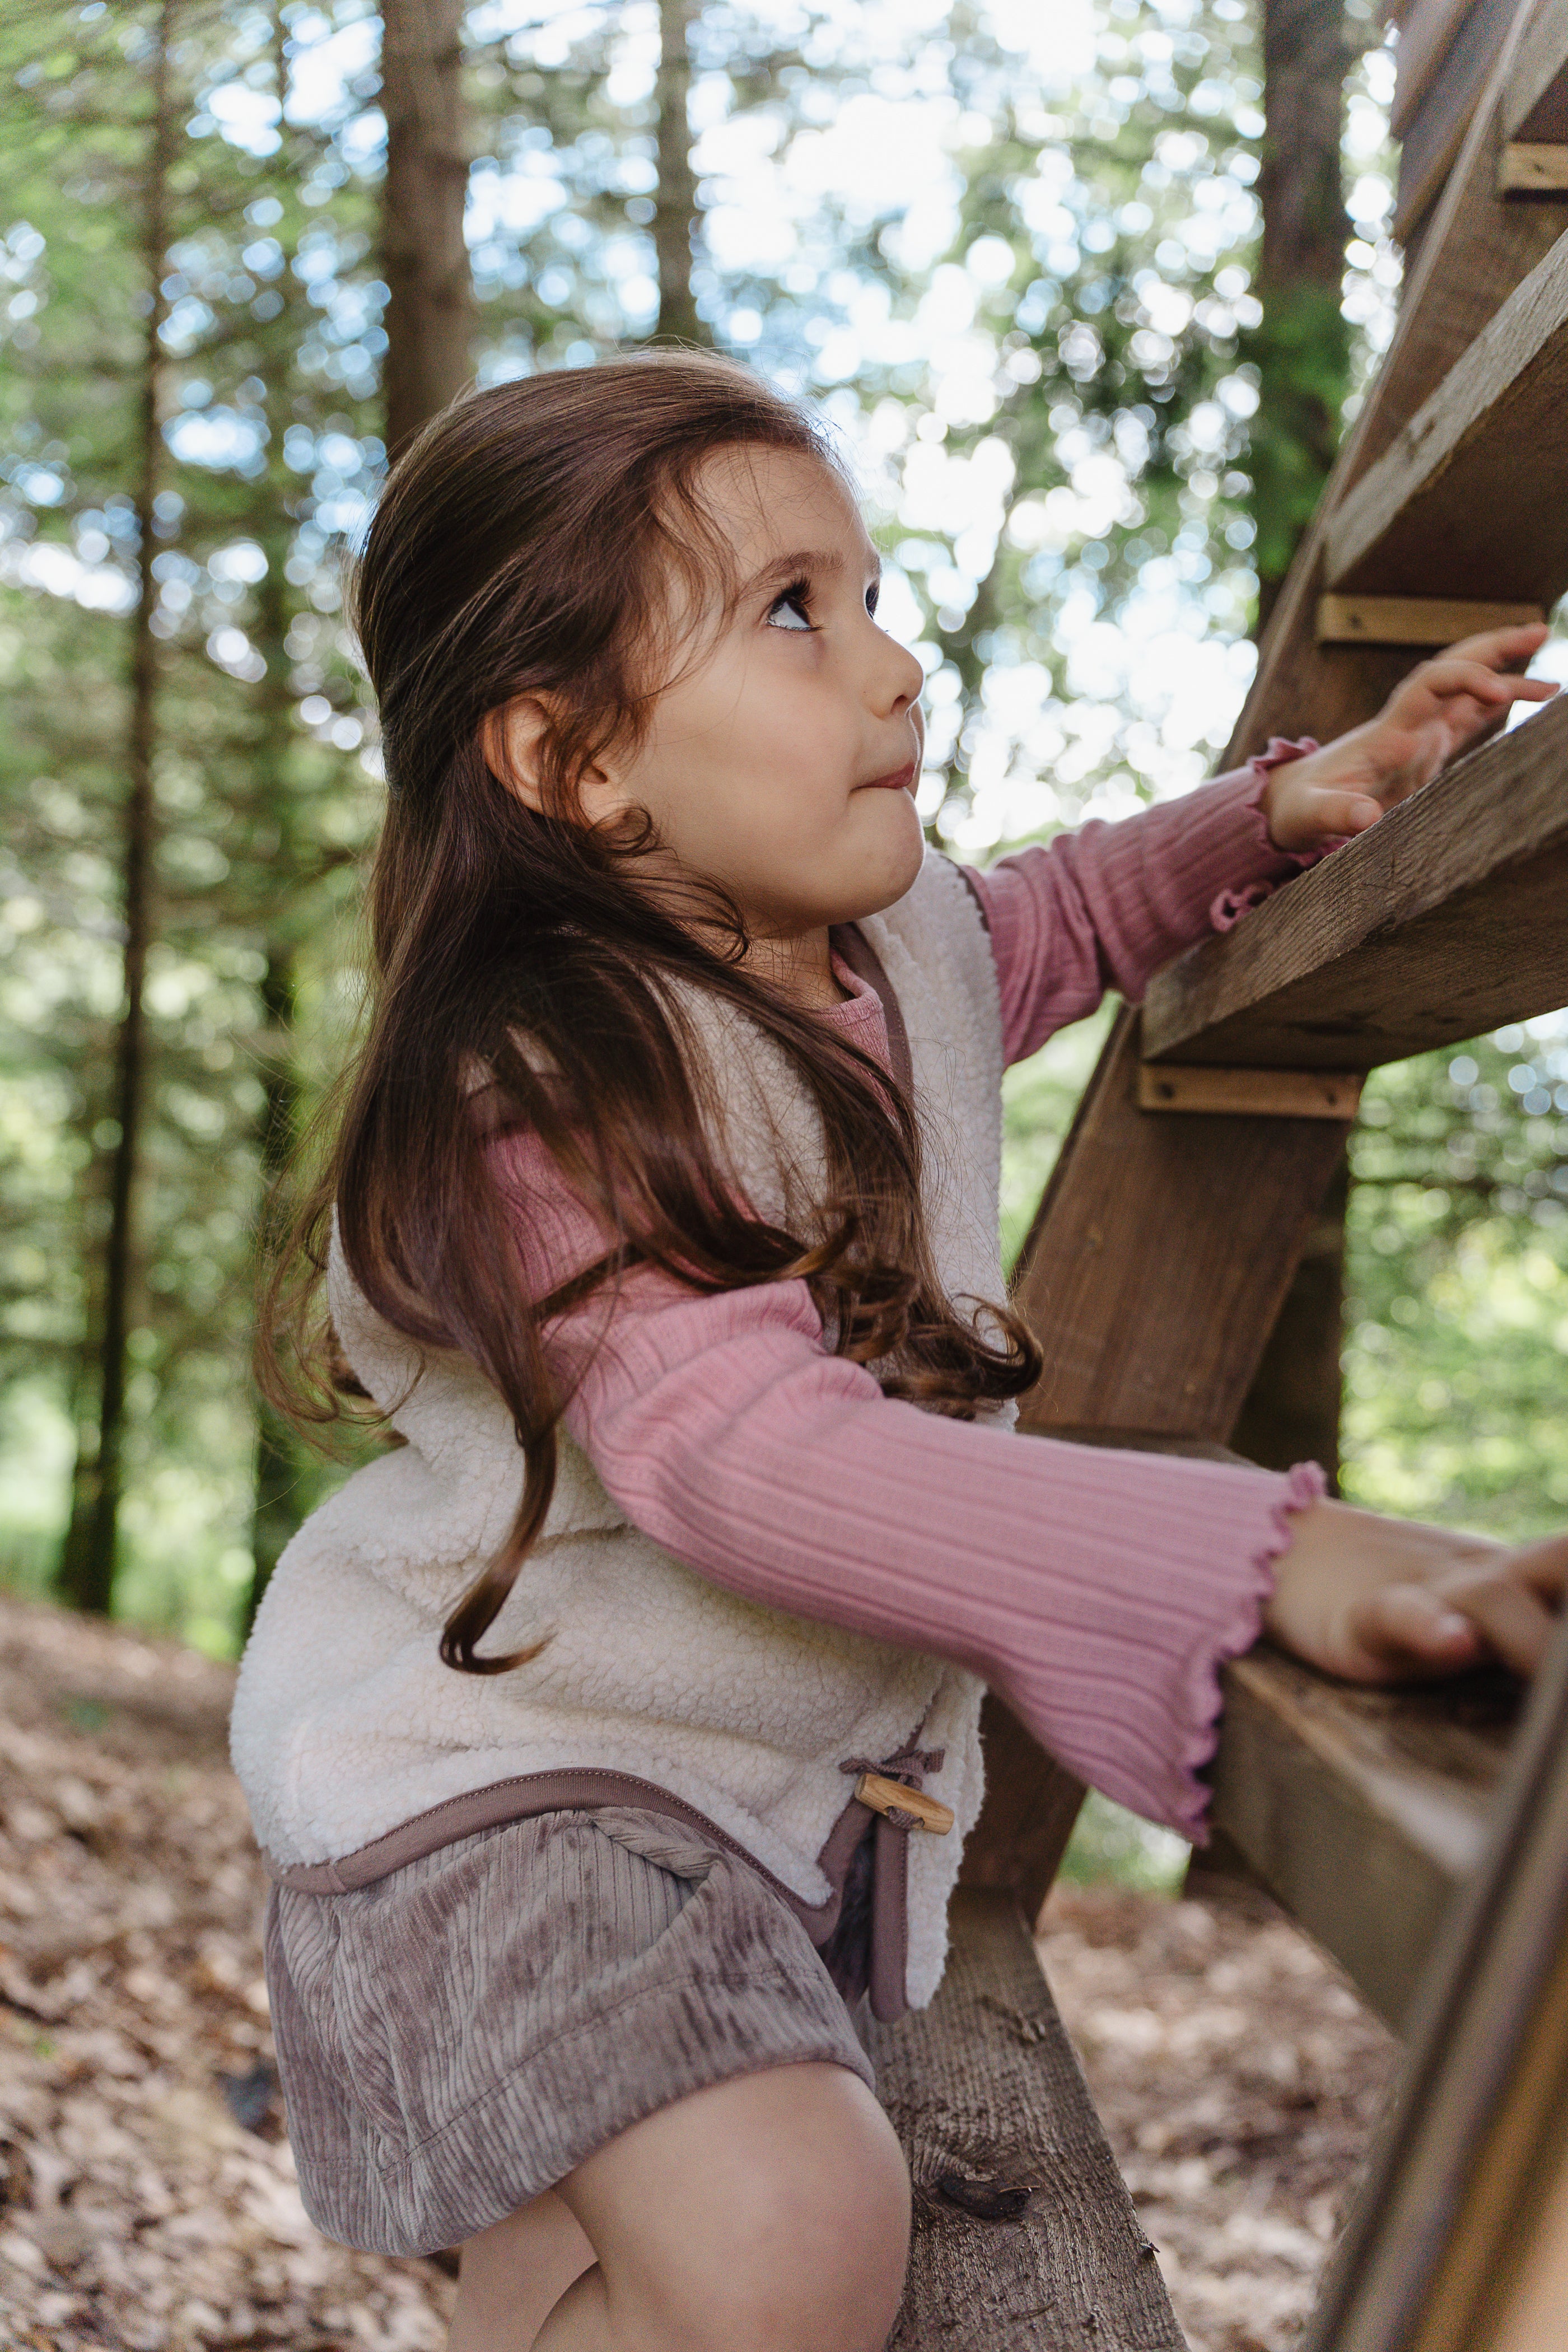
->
[879, 3, 1568, 2343]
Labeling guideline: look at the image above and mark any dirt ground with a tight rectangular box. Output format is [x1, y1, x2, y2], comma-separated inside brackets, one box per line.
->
[0, 1593, 1398, 2350]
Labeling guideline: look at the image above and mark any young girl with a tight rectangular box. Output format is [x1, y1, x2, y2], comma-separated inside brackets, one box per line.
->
[234, 351, 1566, 2352]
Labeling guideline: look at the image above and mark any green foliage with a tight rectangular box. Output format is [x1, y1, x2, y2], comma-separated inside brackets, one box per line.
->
[1343, 1024, 1568, 1542]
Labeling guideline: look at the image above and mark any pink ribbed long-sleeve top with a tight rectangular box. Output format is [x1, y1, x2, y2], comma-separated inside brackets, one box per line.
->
[493, 757, 1328, 1841]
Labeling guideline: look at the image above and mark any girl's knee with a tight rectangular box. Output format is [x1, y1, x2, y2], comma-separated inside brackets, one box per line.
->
[566, 2064, 910, 2352]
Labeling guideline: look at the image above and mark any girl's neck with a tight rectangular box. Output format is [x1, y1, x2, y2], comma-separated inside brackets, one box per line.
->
[743, 926, 848, 1013]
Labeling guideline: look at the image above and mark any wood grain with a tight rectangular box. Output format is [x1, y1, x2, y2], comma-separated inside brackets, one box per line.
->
[872, 1889, 1185, 2350]
[1012, 1012, 1352, 1440]
[1395, 0, 1524, 240]
[1500, 138, 1568, 187]
[1315, 592, 1546, 643]
[1141, 689, 1568, 1072]
[1325, 222, 1568, 603]
[1303, 1611, 1568, 2352]
[1221, 1, 1566, 780]
[1393, 0, 1488, 134]
[1502, 0, 1568, 138]
[1208, 1648, 1515, 2032]
[956, 1696, 1085, 1925]
[1137, 1064, 1362, 1118]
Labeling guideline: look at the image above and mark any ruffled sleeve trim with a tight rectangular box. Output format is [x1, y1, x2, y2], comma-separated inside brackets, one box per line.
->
[1211, 738, 1345, 931]
[1175, 1458, 1328, 1843]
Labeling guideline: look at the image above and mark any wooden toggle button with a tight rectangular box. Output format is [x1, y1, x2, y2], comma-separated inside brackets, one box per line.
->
[855, 1771, 955, 1834]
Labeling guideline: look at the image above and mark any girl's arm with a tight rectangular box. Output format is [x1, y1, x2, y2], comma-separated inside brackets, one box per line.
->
[963, 749, 1319, 1066]
[500, 1139, 1566, 1840]
[971, 624, 1557, 1068]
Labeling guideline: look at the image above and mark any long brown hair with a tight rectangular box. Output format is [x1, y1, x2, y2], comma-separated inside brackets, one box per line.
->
[262, 352, 1041, 1670]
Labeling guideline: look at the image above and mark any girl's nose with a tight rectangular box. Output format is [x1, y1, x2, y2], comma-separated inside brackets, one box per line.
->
[869, 629, 926, 719]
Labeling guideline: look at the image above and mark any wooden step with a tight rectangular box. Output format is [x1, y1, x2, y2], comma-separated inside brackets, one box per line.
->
[1301, 1613, 1568, 2350]
[871, 1888, 1185, 2350]
[1208, 1648, 1516, 2031]
[1324, 220, 1568, 604]
[1140, 684, 1568, 1072]
[1502, 0, 1568, 141]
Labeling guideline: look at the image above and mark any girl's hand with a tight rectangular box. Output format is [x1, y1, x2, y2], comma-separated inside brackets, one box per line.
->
[1263, 1499, 1568, 1683]
[1259, 623, 1560, 854]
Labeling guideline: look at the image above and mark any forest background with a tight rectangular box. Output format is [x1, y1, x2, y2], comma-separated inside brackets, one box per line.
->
[2, 0, 1566, 1760]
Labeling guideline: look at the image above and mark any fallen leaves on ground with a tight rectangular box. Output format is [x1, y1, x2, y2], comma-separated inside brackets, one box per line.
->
[0, 1594, 454, 2349]
[1038, 1880, 1398, 2352]
[0, 1590, 1396, 2349]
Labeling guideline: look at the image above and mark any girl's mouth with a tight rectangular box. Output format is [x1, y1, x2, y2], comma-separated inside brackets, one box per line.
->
[858, 761, 917, 793]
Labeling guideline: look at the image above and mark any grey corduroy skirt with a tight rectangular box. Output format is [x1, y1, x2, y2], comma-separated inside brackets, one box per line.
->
[264, 1805, 876, 2257]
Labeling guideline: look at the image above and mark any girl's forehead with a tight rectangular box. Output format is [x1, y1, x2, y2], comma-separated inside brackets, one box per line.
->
[695, 443, 872, 570]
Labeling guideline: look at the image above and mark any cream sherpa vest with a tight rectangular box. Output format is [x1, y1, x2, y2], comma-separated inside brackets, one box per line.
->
[230, 851, 1008, 2011]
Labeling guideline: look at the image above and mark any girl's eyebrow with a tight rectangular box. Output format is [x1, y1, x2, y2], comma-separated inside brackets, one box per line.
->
[745, 546, 881, 596]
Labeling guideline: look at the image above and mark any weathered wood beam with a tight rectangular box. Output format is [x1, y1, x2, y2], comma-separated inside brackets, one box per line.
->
[1137, 1064, 1362, 1118]
[1394, 0, 1525, 241]
[1224, 0, 1567, 776]
[871, 1889, 1185, 2351]
[1392, 0, 1486, 137]
[1501, 0, 1568, 139]
[1012, 1014, 1353, 1440]
[1316, 592, 1547, 643]
[1325, 222, 1568, 604]
[1208, 1647, 1513, 2032]
[1303, 1611, 1568, 2351]
[1141, 687, 1568, 1072]
[1501, 139, 1568, 189]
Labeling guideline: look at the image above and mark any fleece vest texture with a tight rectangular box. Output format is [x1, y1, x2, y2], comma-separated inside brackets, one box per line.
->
[230, 850, 1009, 2011]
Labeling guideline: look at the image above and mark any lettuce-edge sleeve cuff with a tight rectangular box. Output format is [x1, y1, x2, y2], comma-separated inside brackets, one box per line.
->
[1211, 738, 1343, 931]
[1176, 1458, 1328, 1845]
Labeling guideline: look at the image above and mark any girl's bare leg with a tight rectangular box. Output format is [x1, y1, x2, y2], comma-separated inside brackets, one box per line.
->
[448, 2190, 595, 2352]
[449, 2061, 911, 2352]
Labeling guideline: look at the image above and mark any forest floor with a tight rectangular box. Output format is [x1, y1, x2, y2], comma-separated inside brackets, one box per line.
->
[0, 1592, 1398, 2351]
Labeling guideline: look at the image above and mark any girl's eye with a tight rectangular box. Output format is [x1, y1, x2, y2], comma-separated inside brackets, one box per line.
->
[766, 583, 815, 632]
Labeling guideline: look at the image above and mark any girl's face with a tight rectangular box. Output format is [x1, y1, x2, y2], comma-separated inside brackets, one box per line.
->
[500, 445, 928, 962]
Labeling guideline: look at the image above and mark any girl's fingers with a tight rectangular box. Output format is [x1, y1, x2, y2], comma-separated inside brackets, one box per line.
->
[1440, 622, 1551, 666]
[1348, 1581, 1484, 1676]
[1350, 1551, 1567, 1682]
[1500, 1533, 1568, 1601]
[1301, 788, 1383, 837]
[1443, 1572, 1561, 1677]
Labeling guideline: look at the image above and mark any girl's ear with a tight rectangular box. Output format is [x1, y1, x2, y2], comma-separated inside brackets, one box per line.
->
[482, 696, 555, 815]
[482, 696, 628, 826]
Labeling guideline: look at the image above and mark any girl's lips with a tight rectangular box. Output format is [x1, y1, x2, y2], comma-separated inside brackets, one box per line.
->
[858, 760, 917, 792]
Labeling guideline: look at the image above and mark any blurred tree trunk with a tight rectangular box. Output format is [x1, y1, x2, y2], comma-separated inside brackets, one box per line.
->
[58, 0, 178, 1614]
[654, 0, 705, 343]
[1231, 0, 1355, 1487]
[245, 550, 303, 1633]
[243, 7, 306, 1636]
[382, 0, 473, 458]
[1246, 0, 1353, 634]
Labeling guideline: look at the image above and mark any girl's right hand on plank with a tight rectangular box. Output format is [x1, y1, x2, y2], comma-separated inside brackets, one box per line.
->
[1263, 1499, 1568, 1682]
[1258, 622, 1558, 852]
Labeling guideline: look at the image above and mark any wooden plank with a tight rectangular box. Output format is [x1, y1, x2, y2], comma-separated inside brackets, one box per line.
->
[1315, 591, 1546, 642]
[1224, 0, 1565, 776]
[1208, 1647, 1515, 2032]
[1501, 137, 1568, 184]
[957, 1696, 1085, 1926]
[1012, 1011, 1352, 1440]
[1325, 221, 1568, 603]
[1393, 0, 1487, 136]
[1141, 687, 1568, 1072]
[1301, 1609, 1568, 2352]
[1501, 0, 1568, 137]
[871, 1888, 1185, 2351]
[1395, 0, 1524, 241]
[1137, 1064, 1362, 1118]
